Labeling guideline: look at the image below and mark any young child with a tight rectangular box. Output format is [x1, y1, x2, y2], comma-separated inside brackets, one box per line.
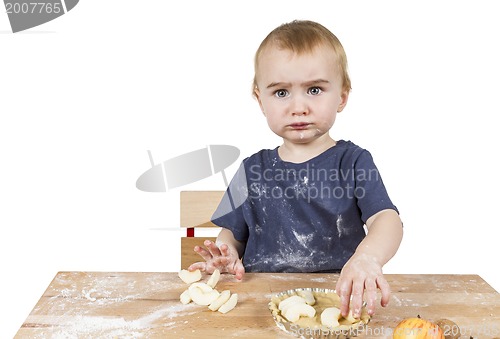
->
[189, 20, 403, 318]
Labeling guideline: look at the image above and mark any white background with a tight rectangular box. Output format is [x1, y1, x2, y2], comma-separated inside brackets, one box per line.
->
[1, 1, 499, 337]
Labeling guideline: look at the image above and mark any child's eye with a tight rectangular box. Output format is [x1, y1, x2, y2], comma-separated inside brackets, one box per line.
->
[274, 89, 289, 98]
[308, 87, 322, 95]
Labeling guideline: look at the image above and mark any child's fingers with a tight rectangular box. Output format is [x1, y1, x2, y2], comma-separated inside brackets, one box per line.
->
[376, 276, 391, 307]
[204, 240, 222, 257]
[212, 255, 231, 269]
[193, 245, 214, 262]
[188, 261, 207, 272]
[234, 259, 245, 280]
[350, 280, 364, 319]
[336, 278, 353, 317]
[364, 278, 378, 316]
[219, 243, 230, 257]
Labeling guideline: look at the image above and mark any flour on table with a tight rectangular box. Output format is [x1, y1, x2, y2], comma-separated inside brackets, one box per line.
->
[82, 289, 97, 302]
[42, 303, 199, 338]
[33, 273, 201, 338]
[309, 277, 328, 283]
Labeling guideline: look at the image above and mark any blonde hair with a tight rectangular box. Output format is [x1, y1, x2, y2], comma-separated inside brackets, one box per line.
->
[252, 20, 351, 96]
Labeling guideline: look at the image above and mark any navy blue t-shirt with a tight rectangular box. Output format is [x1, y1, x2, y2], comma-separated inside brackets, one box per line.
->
[211, 140, 398, 273]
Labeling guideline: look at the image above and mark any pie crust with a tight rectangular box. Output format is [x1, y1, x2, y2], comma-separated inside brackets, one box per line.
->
[268, 288, 370, 338]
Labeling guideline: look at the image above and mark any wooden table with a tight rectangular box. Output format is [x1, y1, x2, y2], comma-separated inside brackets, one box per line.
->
[16, 272, 500, 338]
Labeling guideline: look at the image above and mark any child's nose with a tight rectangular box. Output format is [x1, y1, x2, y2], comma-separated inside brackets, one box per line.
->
[290, 95, 309, 116]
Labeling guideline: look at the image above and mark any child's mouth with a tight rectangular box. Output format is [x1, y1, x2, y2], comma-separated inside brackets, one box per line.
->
[289, 123, 311, 130]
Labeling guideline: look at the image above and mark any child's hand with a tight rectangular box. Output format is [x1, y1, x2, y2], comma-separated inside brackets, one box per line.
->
[335, 252, 390, 318]
[188, 239, 245, 280]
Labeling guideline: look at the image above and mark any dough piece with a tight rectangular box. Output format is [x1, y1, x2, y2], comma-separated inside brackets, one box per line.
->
[206, 269, 221, 288]
[178, 269, 202, 284]
[208, 290, 231, 311]
[344, 309, 358, 324]
[297, 290, 316, 305]
[269, 290, 370, 334]
[218, 293, 238, 314]
[282, 303, 316, 322]
[180, 289, 191, 304]
[321, 307, 341, 328]
[188, 283, 220, 306]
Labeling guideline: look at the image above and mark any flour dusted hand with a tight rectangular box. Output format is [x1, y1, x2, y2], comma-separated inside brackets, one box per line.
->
[189, 239, 245, 280]
[335, 252, 390, 318]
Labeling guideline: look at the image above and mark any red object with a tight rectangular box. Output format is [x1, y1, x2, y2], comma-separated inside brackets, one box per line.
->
[187, 228, 194, 237]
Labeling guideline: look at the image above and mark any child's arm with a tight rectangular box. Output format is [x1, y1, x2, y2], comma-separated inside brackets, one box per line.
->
[188, 228, 246, 280]
[335, 209, 403, 318]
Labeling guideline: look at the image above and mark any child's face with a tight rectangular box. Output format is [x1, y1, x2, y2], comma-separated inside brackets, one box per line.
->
[254, 45, 349, 145]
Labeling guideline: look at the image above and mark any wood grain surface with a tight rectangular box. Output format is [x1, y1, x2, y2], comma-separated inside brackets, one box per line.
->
[16, 272, 500, 338]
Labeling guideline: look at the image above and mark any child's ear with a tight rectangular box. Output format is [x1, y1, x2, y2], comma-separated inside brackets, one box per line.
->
[337, 90, 350, 113]
[253, 87, 266, 115]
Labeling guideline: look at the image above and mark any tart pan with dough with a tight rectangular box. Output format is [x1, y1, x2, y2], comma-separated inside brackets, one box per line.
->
[268, 288, 370, 339]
